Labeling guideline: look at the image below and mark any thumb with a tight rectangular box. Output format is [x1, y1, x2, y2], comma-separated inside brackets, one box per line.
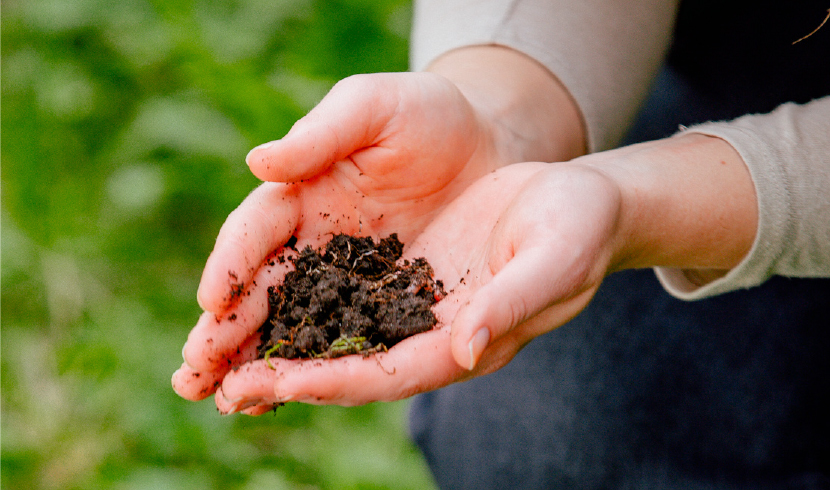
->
[450, 243, 589, 371]
[245, 74, 395, 183]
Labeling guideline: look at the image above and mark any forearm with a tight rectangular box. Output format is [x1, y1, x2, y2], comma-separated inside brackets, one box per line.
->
[592, 134, 758, 278]
[425, 45, 586, 165]
[657, 98, 830, 298]
[412, 0, 678, 151]
[596, 97, 830, 299]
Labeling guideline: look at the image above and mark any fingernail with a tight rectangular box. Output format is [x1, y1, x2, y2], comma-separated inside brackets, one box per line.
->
[236, 398, 265, 412]
[226, 398, 264, 415]
[467, 328, 490, 370]
[274, 393, 296, 403]
[220, 389, 261, 415]
[246, 141, 275, 163]
[221, 390, 244, 404]
[171, 371, 182, 394]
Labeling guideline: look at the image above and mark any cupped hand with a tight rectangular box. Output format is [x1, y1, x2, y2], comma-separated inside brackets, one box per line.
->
[172, 72, 507, 401]
[207, 161, 625, 412]
[203, 72, 505, 313]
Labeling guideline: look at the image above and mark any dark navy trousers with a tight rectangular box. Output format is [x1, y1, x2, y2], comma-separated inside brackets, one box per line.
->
[409, 2, 830, 486]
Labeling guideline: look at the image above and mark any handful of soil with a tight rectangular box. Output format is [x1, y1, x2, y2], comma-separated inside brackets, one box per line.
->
[257, 234, 445, 363]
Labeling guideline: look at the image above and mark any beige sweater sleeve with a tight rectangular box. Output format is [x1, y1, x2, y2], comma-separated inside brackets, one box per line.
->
[410, 0, 679, 151]
[655, 96, 830, 299]
[411, 2, 830, 300]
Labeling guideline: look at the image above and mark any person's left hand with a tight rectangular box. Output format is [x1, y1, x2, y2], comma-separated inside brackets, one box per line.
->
[171, 72, 510, 403]
[208, 160, 624, 413]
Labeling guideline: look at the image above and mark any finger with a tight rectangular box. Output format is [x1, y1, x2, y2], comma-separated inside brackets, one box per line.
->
[241, 404, 278, 416]
[450, 243, 588, 371]
[215, 298, 532, 412]
[219, 327, 465, 407]
[246, 74, 396, 183]
[186, 255, 293, 372]
[172, 334, 260, 401]
[171, 364, 225, 402]
[197, 182, 301, 313]
[215, 361, 288, 414]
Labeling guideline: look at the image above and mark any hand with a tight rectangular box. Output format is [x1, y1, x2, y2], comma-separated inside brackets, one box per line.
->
[208, 161, 624, 412]
[202, 71, 502, 315]
[172, 72, 510, 402]
[193, 133, 757, 413]
[173, 47, 588, 406]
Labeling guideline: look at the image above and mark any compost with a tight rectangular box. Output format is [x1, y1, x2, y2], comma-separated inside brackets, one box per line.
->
[257, 233, 445, 363]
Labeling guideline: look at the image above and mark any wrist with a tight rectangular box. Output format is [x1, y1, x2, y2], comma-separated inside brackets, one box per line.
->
[425, 45, 586, 165]
[588, 134, 758, 275]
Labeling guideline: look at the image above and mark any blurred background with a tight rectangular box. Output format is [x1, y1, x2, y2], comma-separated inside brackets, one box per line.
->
[1, 0, 438, 488]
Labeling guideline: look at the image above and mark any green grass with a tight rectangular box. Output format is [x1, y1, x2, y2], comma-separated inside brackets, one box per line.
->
[1, 0, 436, 488]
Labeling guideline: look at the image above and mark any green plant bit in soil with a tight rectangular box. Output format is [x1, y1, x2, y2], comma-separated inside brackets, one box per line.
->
[257, 233, 445, 364]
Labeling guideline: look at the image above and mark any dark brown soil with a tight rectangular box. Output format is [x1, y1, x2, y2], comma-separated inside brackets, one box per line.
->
[257, 234, 445, 363]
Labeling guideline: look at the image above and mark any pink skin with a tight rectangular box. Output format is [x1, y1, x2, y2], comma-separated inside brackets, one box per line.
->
[174, 132, 757, 413]
[200, 161, 622, 413]
[173, 46, 589, 407]
[172, 72, 509, 401]
[196, 72, 500, 318]
[172, 49, 756, 412]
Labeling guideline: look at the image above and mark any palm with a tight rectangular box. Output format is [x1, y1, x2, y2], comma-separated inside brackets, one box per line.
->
[194, 162, 622, 411]
[247, 72, 502, 238]
[173, 73, 504, 401]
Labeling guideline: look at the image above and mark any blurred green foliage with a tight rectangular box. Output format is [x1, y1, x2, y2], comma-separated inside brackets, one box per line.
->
[2, 0, 436, 488]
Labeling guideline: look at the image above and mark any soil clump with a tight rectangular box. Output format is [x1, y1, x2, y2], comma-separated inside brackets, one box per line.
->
[257, 234, 445, 362]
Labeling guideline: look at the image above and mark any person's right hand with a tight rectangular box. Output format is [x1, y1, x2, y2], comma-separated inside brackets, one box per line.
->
[206, 132, 758, 412]
[207, 159, 623, 413]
